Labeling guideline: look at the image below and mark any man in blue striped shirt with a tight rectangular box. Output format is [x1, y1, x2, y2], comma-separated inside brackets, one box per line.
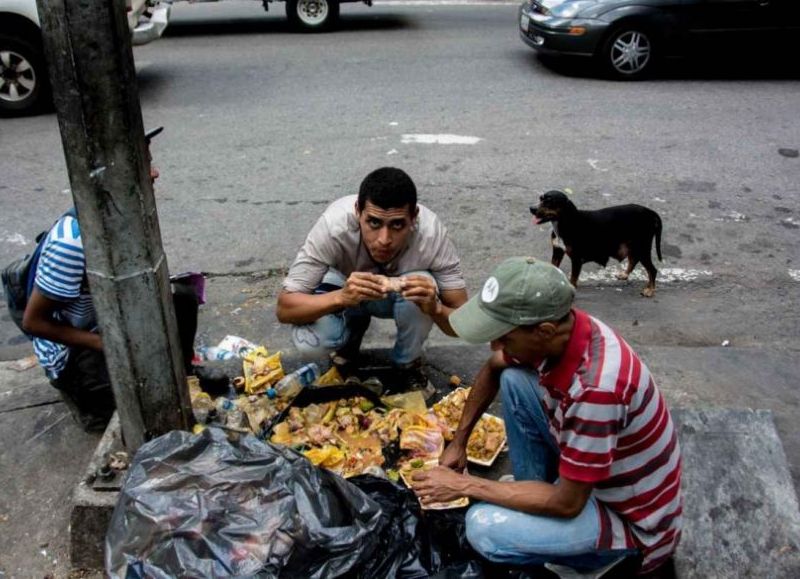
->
[21, 128, 199, 431]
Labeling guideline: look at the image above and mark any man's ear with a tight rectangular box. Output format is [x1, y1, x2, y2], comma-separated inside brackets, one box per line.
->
[536, 322, 557, 338]
[355, 200, 361, 218]
[412, 205, 419, 219]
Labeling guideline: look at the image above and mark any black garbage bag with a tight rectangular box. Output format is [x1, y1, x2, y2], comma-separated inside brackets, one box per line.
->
[347, 475, 485, 579]
[105, 428, 385, 578]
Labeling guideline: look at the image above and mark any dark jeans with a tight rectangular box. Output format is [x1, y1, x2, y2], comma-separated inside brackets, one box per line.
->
[51, 284, 198, 432]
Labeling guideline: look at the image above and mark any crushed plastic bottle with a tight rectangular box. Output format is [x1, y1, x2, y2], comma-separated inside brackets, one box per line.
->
[273, 363, 321, 398]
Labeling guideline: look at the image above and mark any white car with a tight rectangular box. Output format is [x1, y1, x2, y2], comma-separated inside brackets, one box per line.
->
[0, 0, 170, 116]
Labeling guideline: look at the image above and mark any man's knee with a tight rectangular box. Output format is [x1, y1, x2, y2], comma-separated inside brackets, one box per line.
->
[291, 315, 347, 355]
[465, 504, 505, 561]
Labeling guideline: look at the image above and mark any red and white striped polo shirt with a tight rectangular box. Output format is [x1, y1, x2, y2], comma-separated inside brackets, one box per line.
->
[534, 309, 683, 573]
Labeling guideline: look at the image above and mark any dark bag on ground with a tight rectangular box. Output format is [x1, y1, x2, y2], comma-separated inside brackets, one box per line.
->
[106, 427, 490, 579]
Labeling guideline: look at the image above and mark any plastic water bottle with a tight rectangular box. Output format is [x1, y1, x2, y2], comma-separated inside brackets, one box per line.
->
[197, 346, 235, 361]
[274, 363, 321, 398]
[215, 397, 245, 430]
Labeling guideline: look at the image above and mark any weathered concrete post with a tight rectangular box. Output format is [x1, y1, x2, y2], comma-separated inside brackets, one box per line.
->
[35, 0, 191, 451]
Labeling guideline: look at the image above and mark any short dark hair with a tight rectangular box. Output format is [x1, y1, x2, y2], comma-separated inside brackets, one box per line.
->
[357, 167, 417, 213]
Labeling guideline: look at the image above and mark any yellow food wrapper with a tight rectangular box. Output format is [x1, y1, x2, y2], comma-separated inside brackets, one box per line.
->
[315, 366, 344, 386]
[243, 349, 284, 394]
[304, 445, 345, 468]
[186, 376, 201, 398]
[270, 422, 292, 445]
[381, 391, 427, 415]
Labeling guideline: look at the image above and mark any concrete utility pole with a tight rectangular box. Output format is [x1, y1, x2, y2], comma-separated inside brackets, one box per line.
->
[36, 0, 190, 451]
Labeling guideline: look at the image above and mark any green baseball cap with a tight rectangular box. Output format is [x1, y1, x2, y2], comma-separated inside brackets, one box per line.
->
[451, 257, 575, 344]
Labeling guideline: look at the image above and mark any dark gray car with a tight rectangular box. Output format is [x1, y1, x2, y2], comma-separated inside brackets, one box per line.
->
[519, 0, 800, 79]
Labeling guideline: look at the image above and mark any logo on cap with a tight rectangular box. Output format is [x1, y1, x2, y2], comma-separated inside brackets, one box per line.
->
[481, 277, 500, 303]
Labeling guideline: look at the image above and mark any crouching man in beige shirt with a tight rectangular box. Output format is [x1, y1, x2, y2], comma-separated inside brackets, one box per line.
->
[276, 167, 467, 385]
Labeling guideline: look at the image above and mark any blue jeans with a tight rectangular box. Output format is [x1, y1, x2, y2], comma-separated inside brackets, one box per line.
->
[290, 270, 435, 366]
[465, 368, 638, 571]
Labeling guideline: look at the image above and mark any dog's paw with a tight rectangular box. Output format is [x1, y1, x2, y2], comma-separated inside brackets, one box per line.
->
[616, 272, 630, 281]
[641, 287, 656, 298]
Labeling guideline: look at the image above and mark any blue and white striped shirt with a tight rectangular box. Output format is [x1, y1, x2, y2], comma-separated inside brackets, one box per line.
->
[33, 214, 97, 379]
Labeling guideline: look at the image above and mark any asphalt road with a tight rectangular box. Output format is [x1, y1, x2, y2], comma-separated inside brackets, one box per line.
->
[2, 1, 799, 349]
[2, 0, 800, 407]
[1, 3, 800, 575]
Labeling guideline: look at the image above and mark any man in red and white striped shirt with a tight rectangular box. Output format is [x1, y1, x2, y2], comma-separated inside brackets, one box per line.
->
[412, 257, 682, 574]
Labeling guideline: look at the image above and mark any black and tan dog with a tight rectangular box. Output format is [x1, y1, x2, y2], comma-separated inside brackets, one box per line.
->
[530, 190, 663, 297]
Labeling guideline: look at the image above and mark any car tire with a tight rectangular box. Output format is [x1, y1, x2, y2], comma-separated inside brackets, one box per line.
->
[286, 0, 339, 31]
[600, 26, 657, 80]
[0, 34, 50, 117]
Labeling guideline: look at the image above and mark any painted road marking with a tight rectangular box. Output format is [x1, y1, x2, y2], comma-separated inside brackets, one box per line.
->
[2, 233, 28, 246]
[580, 267, 713, 284]
[401, 134, 482, 145]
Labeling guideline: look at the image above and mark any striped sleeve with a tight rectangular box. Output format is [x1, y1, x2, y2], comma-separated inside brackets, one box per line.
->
[558, 387, 626, 483]
[35, 216, 85, 301]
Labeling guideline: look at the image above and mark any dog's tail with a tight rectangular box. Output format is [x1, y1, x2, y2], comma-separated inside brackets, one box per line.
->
[654, 213, 663, 262]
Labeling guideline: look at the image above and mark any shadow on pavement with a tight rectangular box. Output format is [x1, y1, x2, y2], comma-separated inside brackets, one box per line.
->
[523, 43, 800, 82]
[164, 13, 413, 38]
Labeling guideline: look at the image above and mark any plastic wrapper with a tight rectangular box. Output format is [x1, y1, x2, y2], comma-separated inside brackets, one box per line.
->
[382, 390, 428, 414]
[400, 425, 445, 458]
[105, 428, 385, 578]
[217, 334, 258, 357]
[316, 366, 344, 386]
[242, 347, 284, 394]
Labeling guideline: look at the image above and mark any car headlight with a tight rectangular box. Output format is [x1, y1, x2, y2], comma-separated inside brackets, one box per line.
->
[550, 1, 594, 19]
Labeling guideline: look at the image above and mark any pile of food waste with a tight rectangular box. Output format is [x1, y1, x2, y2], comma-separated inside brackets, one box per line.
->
[269, 395, 451, 479]
[189, 358, 508, 509]
[266, 382, 507, 509]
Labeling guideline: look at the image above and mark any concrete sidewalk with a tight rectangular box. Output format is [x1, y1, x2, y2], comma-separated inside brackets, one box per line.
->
[2, 271, 800, 577]
[2, 338, 800, 577]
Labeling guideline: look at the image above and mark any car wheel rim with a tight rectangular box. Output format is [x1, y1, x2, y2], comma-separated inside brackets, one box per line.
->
[297, 0, 329, 26]
[610, 31, 651, 75]
[0, 50, 37, 103]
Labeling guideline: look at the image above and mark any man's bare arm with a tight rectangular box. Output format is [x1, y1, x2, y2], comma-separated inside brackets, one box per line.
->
[276, 290, 346, 325]
[22, 287, 102, 351]
[429, 287, 468, 336]
[276, 272, 387, 325]
[414, 467, 593, 519]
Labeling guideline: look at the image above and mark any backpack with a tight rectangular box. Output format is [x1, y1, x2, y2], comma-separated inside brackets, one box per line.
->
[1, 208, 77, 337]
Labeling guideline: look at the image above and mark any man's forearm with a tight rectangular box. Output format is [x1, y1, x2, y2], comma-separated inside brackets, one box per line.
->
[452, 358, 502, 444]
[276, 290, 346, 325]
[25, 319, 102, 351]
[430, 302, 457, 336]
[431, 288, 468, 337]
[462, 476, 579, 518]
